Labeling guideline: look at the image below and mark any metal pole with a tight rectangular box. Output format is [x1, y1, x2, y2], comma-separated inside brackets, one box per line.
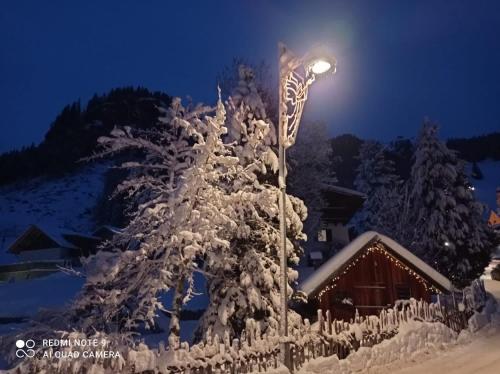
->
[278, 46, 291, 370]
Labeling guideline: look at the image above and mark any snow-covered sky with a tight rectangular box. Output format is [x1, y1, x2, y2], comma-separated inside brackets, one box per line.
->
[1, 0, 500, 152]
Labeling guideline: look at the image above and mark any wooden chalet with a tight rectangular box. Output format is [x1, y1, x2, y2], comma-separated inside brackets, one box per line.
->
[300, 231, 453, 320]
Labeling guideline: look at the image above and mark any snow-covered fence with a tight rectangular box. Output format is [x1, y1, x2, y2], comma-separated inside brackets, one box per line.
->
[151, 326, 282, 374]
[151, 295, 478, 374]
[10, 285, 485, 374]
[287, 296, 472, 372]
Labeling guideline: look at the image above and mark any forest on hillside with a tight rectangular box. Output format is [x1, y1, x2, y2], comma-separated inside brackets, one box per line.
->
[0, 85, 498, 190]
[0, 87, 171, 185]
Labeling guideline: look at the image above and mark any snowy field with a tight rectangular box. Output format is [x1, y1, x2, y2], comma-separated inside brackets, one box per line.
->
[0, 271, 208, 346]
[0, 272, 85, 319]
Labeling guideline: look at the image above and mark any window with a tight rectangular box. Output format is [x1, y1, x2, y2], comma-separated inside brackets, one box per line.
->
[317, 228, 332, 242]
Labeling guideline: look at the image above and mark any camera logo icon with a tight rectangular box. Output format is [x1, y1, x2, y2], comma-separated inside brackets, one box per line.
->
[15, 339, 36, 358]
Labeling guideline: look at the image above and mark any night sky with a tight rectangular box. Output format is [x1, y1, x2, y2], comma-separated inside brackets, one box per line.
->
[1, 0, 500, 153]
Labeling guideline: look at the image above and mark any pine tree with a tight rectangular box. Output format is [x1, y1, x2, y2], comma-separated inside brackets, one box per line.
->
[408, 121, 493, 286]
[288, 121, 336, 241]
[353, 141, 402, 238]
[196, 69, 307, 339]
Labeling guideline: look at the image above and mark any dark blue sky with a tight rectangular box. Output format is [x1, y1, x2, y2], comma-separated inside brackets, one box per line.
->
[1, 0, 499, 152]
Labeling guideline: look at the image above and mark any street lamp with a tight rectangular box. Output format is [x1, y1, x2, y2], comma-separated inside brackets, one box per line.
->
[277, 42, 336, 369]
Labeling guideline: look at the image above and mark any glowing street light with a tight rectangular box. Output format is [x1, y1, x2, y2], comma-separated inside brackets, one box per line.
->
[277, 42, 336, 369]
[309, 59, 333, 74]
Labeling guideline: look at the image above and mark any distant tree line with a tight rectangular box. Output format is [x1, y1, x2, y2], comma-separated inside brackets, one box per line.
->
[0, 87, 171, 185]
[447, 132, 500, 162]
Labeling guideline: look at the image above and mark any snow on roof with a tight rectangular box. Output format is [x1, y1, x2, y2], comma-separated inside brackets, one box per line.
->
[93, 225, 123, 236]
[327, 185, 367, 198]
[9, 224, 80, 253]
[300, 231, 453, 296]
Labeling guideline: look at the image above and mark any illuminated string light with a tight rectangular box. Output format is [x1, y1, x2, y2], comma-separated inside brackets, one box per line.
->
[316, 242, 441, 300]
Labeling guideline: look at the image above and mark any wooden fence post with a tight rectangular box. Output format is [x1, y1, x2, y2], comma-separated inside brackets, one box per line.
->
[318, 309, 324, 335]
[326, 310, 332, 335]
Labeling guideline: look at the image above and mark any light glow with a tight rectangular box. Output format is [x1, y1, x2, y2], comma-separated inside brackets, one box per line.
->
[310, 59, 332, 75]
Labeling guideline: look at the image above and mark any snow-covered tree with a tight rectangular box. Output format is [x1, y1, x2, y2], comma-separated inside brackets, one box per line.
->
[73, 80, 307, 346]
[218, 59, 278, 127]
[288, 121, 336, 240]
[353, 141, 402, 238]
[196, 69, 307, 339]
[72, 94, 244, 347]
[408, 121, 494, 286]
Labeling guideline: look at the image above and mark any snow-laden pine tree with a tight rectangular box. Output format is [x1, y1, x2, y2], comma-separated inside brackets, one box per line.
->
[288, 121, 336, 241]
[196, 68, 307, 339]
[408, 121, 493, 286]
[353, 140, 402, 238]
[73, 94, 244, 347]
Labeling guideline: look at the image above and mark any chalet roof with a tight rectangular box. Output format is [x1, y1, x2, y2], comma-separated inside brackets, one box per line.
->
[300, 231, 453, 296]
[9, 224, 83, 254]
[327, 185, 367, 198]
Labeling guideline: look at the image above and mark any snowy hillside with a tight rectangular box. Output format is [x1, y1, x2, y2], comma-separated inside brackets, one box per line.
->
[0, 163, 108, 264]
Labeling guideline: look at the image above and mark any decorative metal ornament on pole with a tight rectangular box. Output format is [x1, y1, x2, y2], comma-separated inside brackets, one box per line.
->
[277, 42, 336, 370]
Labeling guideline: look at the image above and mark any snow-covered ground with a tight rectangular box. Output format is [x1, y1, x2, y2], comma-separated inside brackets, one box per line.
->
[0, 163, 108, 264]
[0, 272, 85, 319]
[0, 270, 207, 347]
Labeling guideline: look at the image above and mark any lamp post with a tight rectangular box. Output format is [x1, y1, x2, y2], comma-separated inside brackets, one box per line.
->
[277, 42, 336, 369]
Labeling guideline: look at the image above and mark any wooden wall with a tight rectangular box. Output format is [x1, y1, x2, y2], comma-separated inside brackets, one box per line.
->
[317, 246, 432, 320]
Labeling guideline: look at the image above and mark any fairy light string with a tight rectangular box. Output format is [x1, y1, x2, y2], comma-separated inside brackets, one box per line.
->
[316, 242, 441, 300]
